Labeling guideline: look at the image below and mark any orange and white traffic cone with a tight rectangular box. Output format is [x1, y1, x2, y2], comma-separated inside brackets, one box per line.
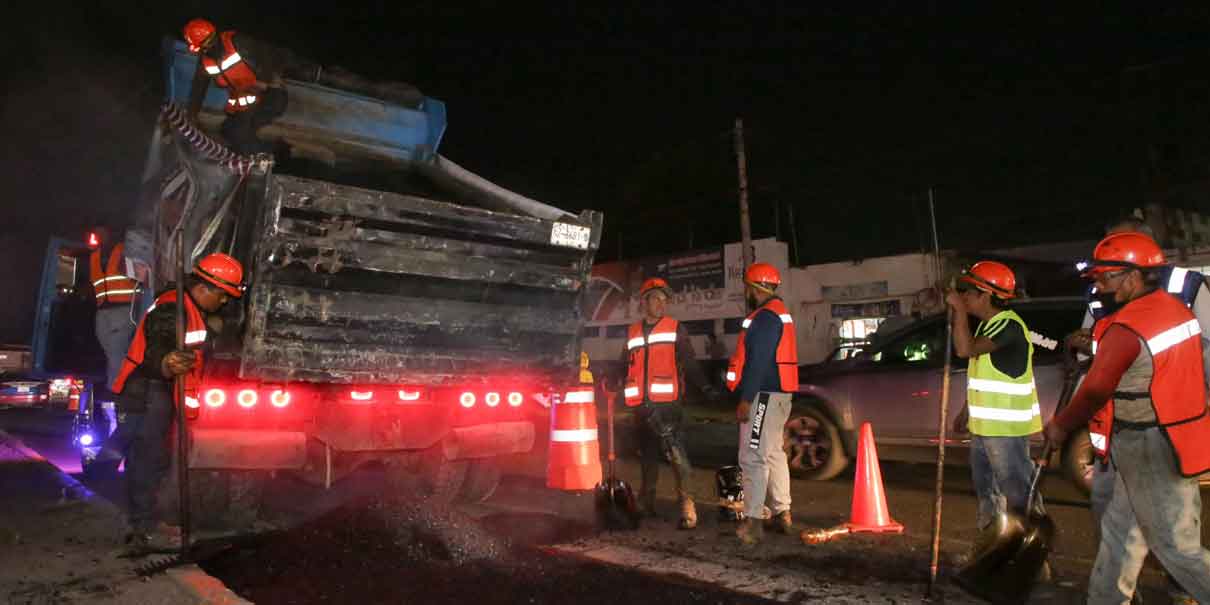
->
[845, 422, 903, 533]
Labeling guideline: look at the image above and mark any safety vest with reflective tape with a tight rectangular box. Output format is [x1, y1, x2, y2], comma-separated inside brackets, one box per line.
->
[1087, 265, 1203, 322]
[725, 297, 799, 393]
[111, 290, 207, 409]
[624, 317, 680, 406]
[200, 31, 260, 114]
[1089, 290, 1210, 476]
[89, 243, 138, 307]
[967, 309, 1041, 437]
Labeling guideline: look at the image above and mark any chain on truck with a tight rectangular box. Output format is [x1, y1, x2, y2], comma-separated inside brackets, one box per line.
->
[33, 36, 603, 527]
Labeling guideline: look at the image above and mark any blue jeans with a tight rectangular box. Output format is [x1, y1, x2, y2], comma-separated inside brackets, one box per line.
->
[123, 384, 175, 532]
[1088, 427, 1210, 605]
[969, 434, 1035, 530]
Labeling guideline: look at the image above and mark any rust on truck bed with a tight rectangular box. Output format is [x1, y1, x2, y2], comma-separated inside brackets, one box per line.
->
[239, 174, 602, 385]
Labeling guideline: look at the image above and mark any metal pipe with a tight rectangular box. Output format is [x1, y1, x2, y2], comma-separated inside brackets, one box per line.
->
[174, 234, 191, 559]
[734, 118, 753, 269]
[420, 154, 574, 221]
[926, 189, 950, 598]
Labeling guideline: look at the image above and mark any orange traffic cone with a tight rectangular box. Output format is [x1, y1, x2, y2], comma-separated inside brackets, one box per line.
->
[845, 422, 903, 533]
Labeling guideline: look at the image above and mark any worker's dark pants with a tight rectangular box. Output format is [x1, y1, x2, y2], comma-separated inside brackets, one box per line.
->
[123, 383, 175, 533]
[635, 403, 693, 501]
[221, 87, 288, 156]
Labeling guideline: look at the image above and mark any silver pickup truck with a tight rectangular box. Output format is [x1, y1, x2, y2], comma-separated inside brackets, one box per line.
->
[786, 297, 1092, 492]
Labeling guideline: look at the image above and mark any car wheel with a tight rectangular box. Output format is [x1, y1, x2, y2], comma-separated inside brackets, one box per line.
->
[783, 405, 848, 481]
[1062, 429, 1094, 495]
[459, 459, 502, 504]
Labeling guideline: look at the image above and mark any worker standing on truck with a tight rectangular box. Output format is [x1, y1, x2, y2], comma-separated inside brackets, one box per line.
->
[108, 253, 245, 553]
[182, 18, 423, 156]
[88, 226, 140, 460]
[1050, 232, 1210, 604]
[618, 277, 718, 530]
[726, 263, 798, 545]
[946, 262, 1042, 554]
[1067, 217, 1207, 605]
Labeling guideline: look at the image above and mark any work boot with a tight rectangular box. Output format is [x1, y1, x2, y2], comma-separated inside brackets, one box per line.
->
[677, 496, 697, 530]
[735, 517, 763, 546]
[769, 509, 793, 535]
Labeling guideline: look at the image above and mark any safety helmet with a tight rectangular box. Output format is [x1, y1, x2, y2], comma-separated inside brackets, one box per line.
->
[639, 277, 671, 299]
[959, 261, 1016, 299]
[183, 18, 217, 53]
[194, 253, 245, 298]
[744, 263, 781, 292]
[1079, 232, 1166, 278]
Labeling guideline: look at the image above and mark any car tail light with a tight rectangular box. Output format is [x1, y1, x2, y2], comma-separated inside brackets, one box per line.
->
[350, 391, 373, 402]
[398, 389, 423, 402]
[237, 389, 258, 408]
[508, 392, 524, 407]
[459, 392, 476, 408]
[485, 392, 500, 407]
[270, 389, 291, 408]
[204, 388, 226, 408]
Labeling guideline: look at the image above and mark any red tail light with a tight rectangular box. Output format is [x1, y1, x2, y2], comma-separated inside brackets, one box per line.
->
[237, 389, 258, 408]
[204, 388, 226, 408]
[350, 391, 373, 402]
[485, 392, 500, 407]
[508, 392, 524, 407]
[270, 389, 291, 408]
[459, 392, 476, 408]
[398, 389, 423, 402]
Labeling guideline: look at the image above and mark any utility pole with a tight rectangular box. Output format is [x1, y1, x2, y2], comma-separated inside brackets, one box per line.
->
[773, 198, 781, 242]
[734, 118, 753, 269]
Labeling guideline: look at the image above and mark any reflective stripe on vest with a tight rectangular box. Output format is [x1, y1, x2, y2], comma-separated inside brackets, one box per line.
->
[624, 317, 681, 406]
[725, 297, 799, 393]
[1097, 290, 1210, 476]
[966, 309, 1040, 437]
[200, 31, 258, 91]
[89, 243, 138, 307]
[110, 290, 207, 406]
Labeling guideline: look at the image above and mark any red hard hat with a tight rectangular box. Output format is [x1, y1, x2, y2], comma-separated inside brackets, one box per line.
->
[1081, 232, 1166, 278]
[960, 261, 1017, 299]
[194, 253, 245, 298]
[183, 18, 217, 53]
[639, 277, 671, 298]
[744, 263, 781, 289]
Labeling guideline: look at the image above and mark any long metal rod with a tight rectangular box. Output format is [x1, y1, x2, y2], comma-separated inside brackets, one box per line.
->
[926, 189, 950, 597]
[174, 234, 191, 558]
[734, 118, 753, 269]
[788, 204, 800, 266]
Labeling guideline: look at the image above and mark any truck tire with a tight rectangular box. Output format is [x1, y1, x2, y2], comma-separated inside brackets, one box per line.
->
[158, 469, 265, 531]
[458, 459, 502, 504]
[784, 404, 849, 481]
[386, 445, 468, 507]
[1062, 429, 1094, 496]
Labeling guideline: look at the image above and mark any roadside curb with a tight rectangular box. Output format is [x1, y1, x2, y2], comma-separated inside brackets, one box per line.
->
[168, 565, 255, 605]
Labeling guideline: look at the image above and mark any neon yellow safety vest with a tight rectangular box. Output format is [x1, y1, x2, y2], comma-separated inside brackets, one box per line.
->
[967, 309, 1041, 437]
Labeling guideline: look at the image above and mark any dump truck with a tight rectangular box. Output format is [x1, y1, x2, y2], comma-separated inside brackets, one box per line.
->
[69, 38, 602, 524]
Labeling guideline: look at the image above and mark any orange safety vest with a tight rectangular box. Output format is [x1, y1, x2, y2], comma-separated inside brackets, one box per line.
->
[725, 297, 798, 393]
[111, 290, 208, 408]
[200, 31, 260, 114]
[1089, 290, 1210, 476]
[623, 316, 681, 406]
[89, 243, 138, 307]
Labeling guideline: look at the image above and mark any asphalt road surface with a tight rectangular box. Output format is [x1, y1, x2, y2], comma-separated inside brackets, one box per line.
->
[0, 406, 1196, 604]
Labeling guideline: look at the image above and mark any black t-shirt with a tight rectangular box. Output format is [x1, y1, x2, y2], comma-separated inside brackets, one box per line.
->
[977, 316, 1029, 378]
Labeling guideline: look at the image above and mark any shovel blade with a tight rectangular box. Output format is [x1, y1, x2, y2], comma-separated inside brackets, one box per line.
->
[955, 511, 1054, 605]
[594, 478, 640, 530]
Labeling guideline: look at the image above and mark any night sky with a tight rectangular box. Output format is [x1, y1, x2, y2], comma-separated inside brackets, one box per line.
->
[2, 2, 1209, 343]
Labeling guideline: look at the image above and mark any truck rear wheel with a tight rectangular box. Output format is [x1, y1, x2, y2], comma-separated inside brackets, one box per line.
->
[458, 459, 502, 504]
[385, 445, 468, 506]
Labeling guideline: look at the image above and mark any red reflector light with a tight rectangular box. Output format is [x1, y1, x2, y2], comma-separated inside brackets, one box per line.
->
[350, 391, 373, 402]
[237, 389, 258, 408]
[485, 392, 500, 407]
[508, 392, 523, 407]
[270, 389, 291, 408]
[204, 389, 226, 408]
[459, 392, 475, 408]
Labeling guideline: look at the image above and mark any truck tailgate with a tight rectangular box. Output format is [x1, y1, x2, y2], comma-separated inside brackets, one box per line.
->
[240, 174, 602, 385]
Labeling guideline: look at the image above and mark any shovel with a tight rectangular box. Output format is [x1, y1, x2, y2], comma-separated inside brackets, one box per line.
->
[594, 384, 640, 530]
[954, 362, 1080, 604]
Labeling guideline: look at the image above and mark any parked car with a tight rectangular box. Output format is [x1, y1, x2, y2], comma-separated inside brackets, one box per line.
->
[786, 296, 1093, 493]
[0, 376, 50, 408]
